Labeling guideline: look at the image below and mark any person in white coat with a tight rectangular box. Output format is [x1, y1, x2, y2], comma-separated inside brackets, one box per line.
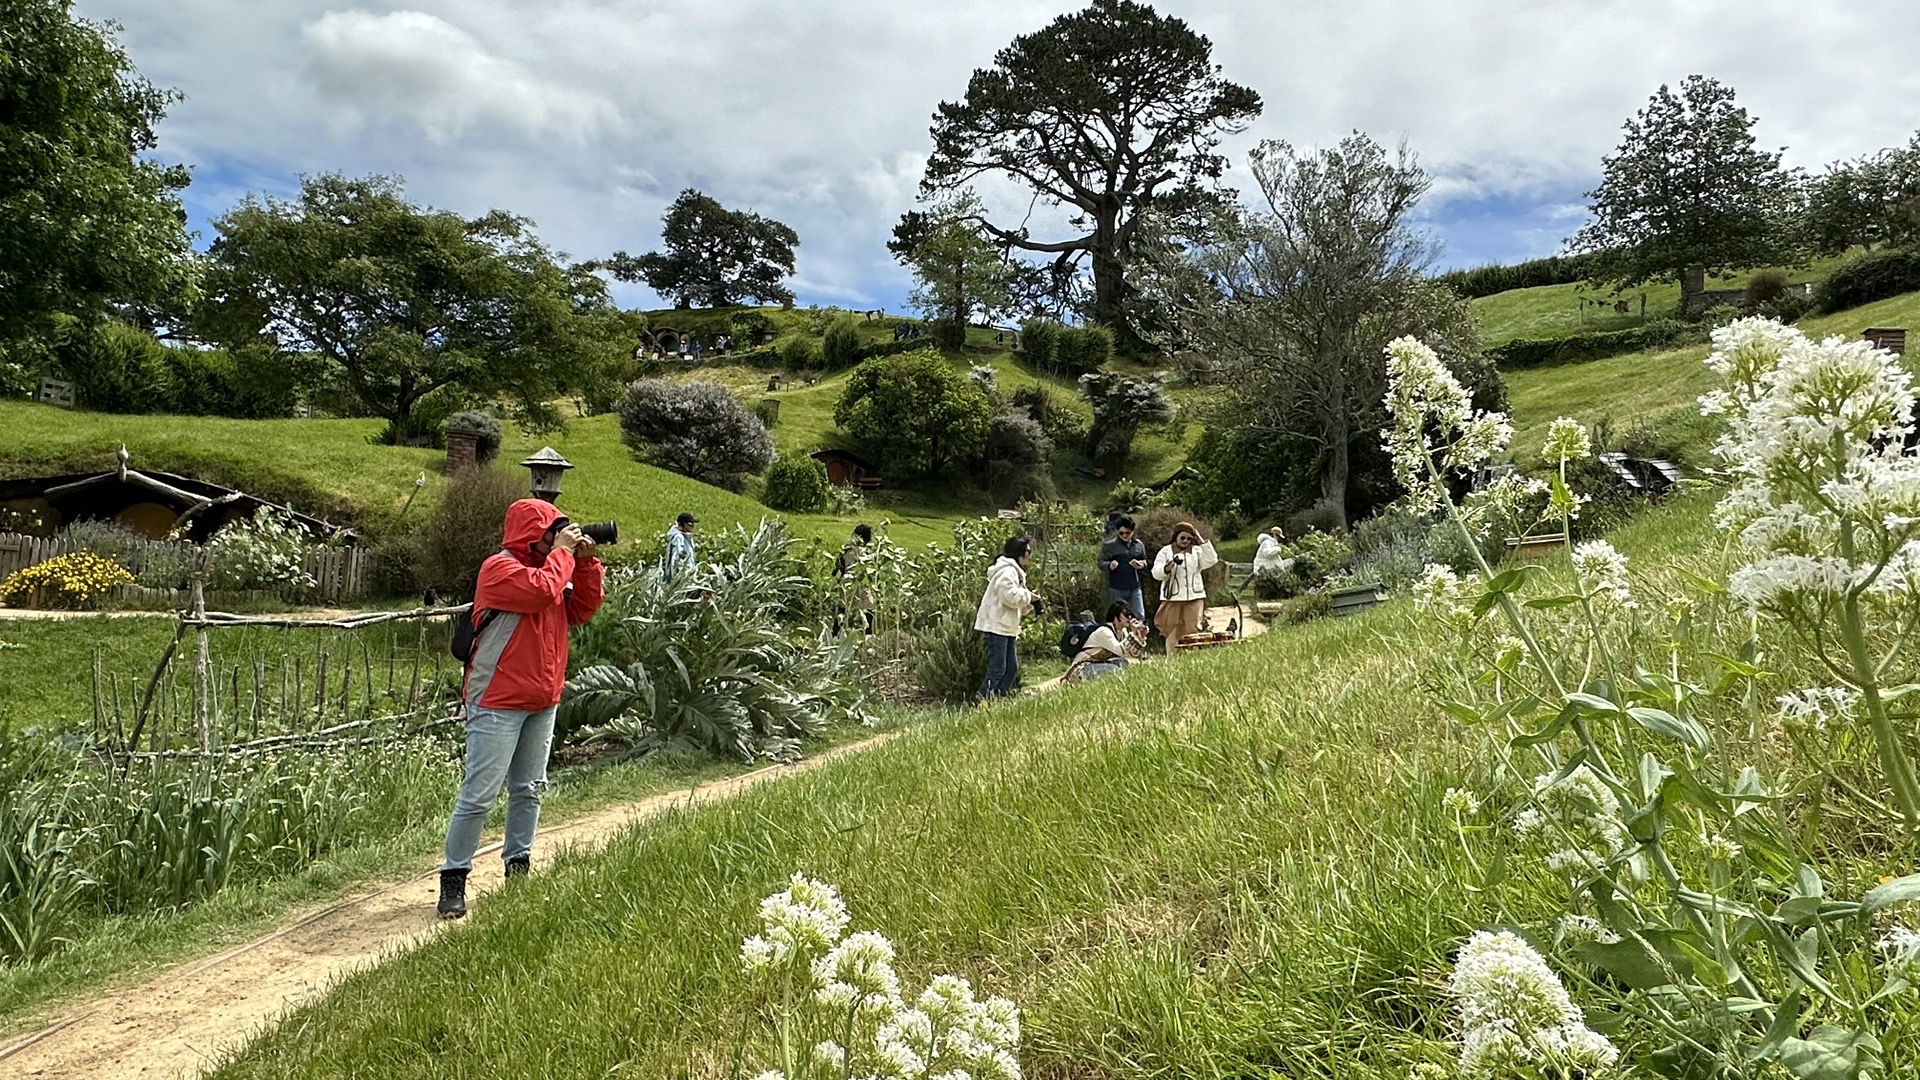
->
[1252, 527, 1291, 575]
[1151, 521, 1217, 655]
[973, 535, 1034, 700]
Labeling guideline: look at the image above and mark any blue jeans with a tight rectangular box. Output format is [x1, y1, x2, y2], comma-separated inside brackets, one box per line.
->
[978, 632, 1018, 699]
[1108, 586, 1145, 620]
[442, 704, 556, 872]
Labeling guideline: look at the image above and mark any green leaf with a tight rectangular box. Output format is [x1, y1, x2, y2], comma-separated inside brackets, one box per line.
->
[1879, 683, 1920, 703]
[1523, 594, 1582, 609]
[1484, 566, 1537, 594]
[1564, 692, 1621, 714]
[1754, 988, 1805, 1060]
[1579, 930, 1695, 990]
[1780, 1025, 1881, 1079]
[1509, 711, 1570, 749]
[1861, 873, 1920, 914]
[1626, 706, 1711, 750]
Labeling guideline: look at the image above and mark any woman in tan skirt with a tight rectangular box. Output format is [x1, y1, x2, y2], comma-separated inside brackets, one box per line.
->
[1151, 521, 1217, 656]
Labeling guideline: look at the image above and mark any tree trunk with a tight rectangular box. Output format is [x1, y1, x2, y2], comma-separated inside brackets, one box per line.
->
[1317, 353, 1350, 531]
[1087, 206, 1149, 356]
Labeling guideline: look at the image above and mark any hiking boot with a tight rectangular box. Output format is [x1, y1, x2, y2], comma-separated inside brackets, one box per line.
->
[436, 868, 469, 920]
[504, 855, 531, 880]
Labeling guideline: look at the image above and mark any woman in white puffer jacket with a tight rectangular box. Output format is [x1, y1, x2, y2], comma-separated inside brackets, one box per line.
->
[1151, 521, 1217, 655]
[973, 535, 1034, 700]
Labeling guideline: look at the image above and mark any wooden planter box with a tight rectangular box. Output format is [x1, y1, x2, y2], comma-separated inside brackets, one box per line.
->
[1505, 533, 1567, 560]
[1327, 584, 1384, 617]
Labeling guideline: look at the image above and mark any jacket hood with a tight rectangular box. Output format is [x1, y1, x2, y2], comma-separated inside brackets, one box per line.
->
[502, 499, 567, 561]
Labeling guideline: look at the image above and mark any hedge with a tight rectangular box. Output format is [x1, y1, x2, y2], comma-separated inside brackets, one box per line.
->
[1433, 252, 1608, 299]
[1487, 319, 1708, 370]
[1814, 248, 1920, 314]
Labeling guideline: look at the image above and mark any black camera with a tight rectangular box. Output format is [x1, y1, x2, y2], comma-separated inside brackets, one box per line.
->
[551, 517, 619, 546]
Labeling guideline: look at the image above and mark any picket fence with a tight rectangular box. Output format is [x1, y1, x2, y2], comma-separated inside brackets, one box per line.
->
[0, 532, 376, 604]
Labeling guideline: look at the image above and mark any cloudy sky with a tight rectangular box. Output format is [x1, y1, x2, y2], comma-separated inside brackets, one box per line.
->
[79, 0, 1920, 313]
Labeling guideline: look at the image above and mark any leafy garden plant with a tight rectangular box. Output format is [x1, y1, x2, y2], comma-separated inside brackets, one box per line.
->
[1388, 322, 1920, 1079]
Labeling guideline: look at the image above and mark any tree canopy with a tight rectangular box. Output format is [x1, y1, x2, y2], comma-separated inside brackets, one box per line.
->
[198, 173, 631, 442]
[833, 350, 992, 478]
[918, 0, 1259, 346]
[604, 189, 799, 308]
[903, 193, 1014, 348]
[0, 0, 192, 349]
[1572, 75, 1793, 288]
[1799, 134, 1920, 256]
[1140, 135, 1499, 529]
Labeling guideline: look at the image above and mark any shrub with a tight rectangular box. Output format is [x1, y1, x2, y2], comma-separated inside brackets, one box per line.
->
[1349, 503, 1431, 593]
[778, 335, 819, 370]
[981, 408, 1053, 503]
[1487, 319, 1708, 369]
[562, 521, 872, 759]
[1079, 370, 1174, 461]
[1009, 383, 1086, 448]
[1054, 324, 1114, 373]
[412, 465, 524, 600]
[0, 550, 133, 609]
[207, 512, 317, 594]
[821, 315, 862, 369]
[1019, 318, 1061, 370]
[1431, 252, 1607, 299]
[834, 350, 992, 478]
[1743, 267, 1789, 307]
[443, 410, 503, 463]
[910, 611, 988, 704]
[53, 320, 167, 413]
[1813, 247, 1920, 313]
[617, 378, 775, 491]
[156, 343, 311, 419]
[762, 455, 831, 513]
[728, 310, 776, 346]
[852, 338, 929, 363]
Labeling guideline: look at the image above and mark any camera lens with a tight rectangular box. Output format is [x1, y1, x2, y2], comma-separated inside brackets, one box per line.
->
[580, 521, 619, 545]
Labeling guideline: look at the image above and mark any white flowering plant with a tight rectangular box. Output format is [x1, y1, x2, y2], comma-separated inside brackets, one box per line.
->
[736, 873, 1021, 1080]
[1383, 329, 1920, 1078]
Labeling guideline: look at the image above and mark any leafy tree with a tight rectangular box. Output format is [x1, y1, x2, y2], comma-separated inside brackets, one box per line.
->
[833, 349, 992, 477]
[980, 408, 1054, 503]
[617, 379, 774, 491]
[1079, 370, 1174, 462]
[603, 189, 799, 308]
[1800, 136, 1920, 255]
[1140, 135, 1498, 530]
[1572, 75, 1793, 288]
[821, 315, 862, 368]
[197, 173, 628, 443]
[1, 0, 192, 348]
[917, 0, 1260, 345]
[904, 193, 1014, 348]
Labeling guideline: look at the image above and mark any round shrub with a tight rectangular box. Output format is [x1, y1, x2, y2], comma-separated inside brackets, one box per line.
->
[412, 465, 525, 600]
[778, 335, 819, 371]
[821, 316, 862, 370]
[1743, 268, 1789, 307]
[617, 378, 775, 491]
[911, 612, 989, 704]
[762, 455, 831, 513]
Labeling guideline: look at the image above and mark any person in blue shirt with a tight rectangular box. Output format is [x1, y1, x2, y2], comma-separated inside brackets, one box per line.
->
[662, 512, 697, 580]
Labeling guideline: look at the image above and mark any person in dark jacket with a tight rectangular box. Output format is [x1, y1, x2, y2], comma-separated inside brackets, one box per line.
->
[1099, 515, 1148, 620]
[437, 499, 605, 919]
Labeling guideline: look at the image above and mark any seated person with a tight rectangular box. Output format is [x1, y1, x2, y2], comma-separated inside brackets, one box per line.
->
[1064, 601, 1145, 683]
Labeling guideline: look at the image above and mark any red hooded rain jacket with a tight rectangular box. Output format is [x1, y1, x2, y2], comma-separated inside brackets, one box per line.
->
[464, 499, 606, 711]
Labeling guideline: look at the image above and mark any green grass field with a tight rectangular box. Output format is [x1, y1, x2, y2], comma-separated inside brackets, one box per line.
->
[203, 495, 1715, 1079]
[1467, 257, 1846, 346]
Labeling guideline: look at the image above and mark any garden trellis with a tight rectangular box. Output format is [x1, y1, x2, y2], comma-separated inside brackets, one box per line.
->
[96, 590, 473, 762]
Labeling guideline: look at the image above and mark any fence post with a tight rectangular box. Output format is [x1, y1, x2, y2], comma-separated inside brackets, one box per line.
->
[191, 571, 212, 752]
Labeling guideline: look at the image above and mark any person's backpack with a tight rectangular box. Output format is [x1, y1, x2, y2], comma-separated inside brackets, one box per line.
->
[450, 608, 502, 665]
[1059, 620, 1097, 661]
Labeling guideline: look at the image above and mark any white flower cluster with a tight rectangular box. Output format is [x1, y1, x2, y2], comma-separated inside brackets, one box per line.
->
[1383, 336, 1513, 511]
[1514, 766, 1630, 878]
[1879, 925, 1920, 980]
[1543, 417, 1592, 464]
[1443, 787, 1482, 816]
[1774, 686, 1859, 730]
[741, 872, 852, 968]
[1450, 930, 1619, 1078]
[1570, 540, 1634, 607]
[1703, 318, 1920, 612]
[1414, 564, 1468, 614]
[741, 875, 1021, 1080]
[1554, 913, 1621, 948]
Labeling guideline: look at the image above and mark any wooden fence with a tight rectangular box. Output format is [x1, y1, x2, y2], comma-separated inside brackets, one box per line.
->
[0, 532, 377, 604]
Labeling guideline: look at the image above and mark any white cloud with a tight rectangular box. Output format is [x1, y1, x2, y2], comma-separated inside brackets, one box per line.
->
[76, 0, 1920, 308]
[300, 10, 619, 143]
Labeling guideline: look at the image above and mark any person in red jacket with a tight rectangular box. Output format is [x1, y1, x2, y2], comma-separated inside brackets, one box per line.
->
[438, 498, 605, 919]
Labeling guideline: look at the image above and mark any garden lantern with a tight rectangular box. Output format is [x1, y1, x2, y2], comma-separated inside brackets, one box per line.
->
[521, 447, 574, 503]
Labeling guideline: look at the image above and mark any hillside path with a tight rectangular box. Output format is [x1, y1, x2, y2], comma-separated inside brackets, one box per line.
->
[0, 735, 893, 1079]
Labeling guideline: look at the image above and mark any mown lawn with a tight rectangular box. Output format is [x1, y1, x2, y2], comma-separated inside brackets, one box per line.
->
[201, 493, 1727, 1079]
[1468, 256, 1847, 346]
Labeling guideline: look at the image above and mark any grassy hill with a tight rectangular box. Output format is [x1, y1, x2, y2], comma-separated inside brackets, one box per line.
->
[1503, 289, 1920, 464]
[203, 494, 1716, 1079]
[1468, 257, 1845, 346]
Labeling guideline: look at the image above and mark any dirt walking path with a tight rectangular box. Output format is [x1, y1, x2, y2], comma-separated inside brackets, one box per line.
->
[0, 735, 894, 1079]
